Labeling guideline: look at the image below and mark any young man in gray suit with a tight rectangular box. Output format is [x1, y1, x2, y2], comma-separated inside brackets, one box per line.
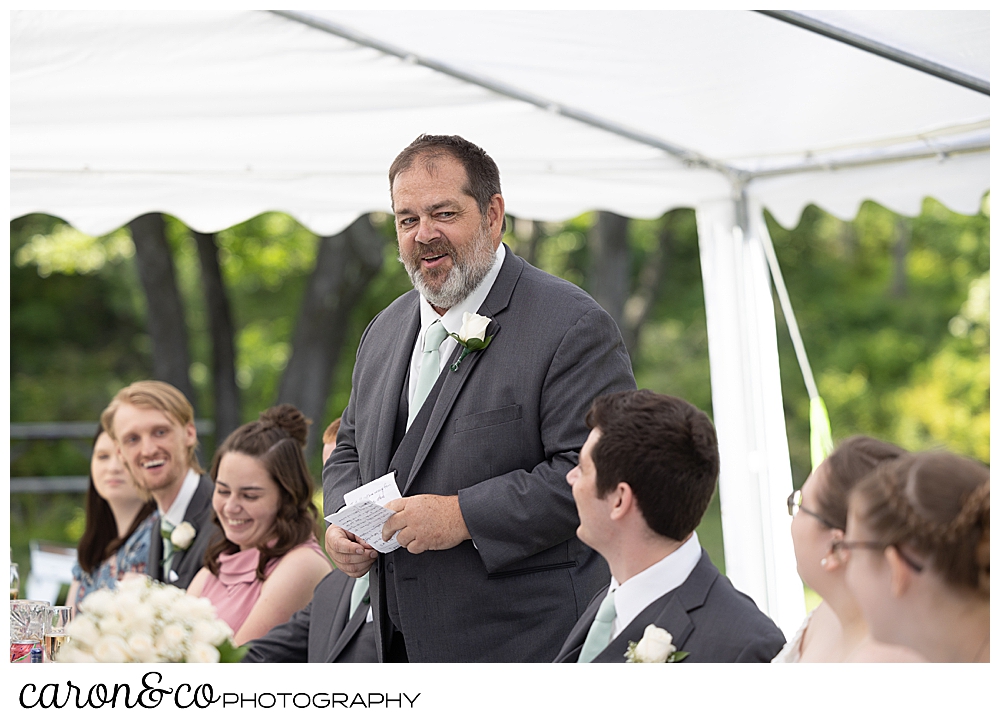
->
[324, 134, 636, 662]
[555, 389, 786, 663]
[102, 380, 214, 590]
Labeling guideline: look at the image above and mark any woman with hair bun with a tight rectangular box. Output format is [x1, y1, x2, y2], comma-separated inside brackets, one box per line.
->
[843, 451, 989, 662]
[187, 404, 331, 645]
[774, 436, 922, 662]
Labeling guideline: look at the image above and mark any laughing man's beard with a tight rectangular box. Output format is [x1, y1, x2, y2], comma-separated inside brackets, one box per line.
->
[400, 224, 496, 310]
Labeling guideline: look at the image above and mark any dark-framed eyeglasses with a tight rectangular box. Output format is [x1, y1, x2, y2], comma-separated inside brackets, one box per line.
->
[786, 489, 838, 529]
[831, 540, 925, 572]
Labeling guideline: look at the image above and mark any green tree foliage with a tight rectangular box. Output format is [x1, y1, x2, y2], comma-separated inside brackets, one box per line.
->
[9, 194, 989, 583]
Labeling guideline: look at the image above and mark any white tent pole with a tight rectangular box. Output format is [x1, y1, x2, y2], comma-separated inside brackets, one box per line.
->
[696, 189, 806, 637]
[756, 10, 989, 95]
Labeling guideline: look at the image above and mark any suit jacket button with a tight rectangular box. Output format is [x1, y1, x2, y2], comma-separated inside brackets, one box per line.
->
[386, 561, 394, 573]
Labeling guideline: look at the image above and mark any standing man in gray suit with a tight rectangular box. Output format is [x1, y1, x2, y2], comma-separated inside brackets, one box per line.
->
[324, 134, 635, 662]
[102, 380, 215, 589]
[554, 390, 786, 663]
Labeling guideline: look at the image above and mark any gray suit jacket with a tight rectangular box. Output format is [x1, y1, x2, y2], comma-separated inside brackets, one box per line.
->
[147, 474, 216, 590]
[241, 569, 377, 663]
[554, 550, 786, 663]
[324, 247, 636, 662]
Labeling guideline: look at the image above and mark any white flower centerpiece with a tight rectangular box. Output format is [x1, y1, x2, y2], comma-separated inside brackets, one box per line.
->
[56, 577, 246, 663]
[624, 624, 689, 663]
[449, 312, 493, 371]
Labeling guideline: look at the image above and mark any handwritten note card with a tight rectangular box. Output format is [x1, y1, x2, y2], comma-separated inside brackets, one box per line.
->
[325, 472, 402, 553]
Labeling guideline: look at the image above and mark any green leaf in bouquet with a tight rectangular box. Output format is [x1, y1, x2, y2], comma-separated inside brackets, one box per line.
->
[217, 639, 250, 663]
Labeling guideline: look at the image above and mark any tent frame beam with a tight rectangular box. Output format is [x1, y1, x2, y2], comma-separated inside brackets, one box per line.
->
[269, 10, 737, 179]
[756, 10, 989, 96]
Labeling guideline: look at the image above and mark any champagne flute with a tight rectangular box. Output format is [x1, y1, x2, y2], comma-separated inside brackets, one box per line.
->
[45, 606, 73, 662]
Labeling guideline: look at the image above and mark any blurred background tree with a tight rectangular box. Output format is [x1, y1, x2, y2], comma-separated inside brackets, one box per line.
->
[9, 193, 990, 588]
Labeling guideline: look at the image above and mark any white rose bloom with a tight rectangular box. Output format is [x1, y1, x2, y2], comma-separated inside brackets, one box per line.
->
[127, 633, 160, 663]
[80, 588, 115, 617]
[191, 620, 227, 647]
[145, 586, 177, 615]
[113, 589, 144, 618]
[118, 575, 150, 596]
[171, 522, 197, 549]
[98, 613, 129, 639]
[66, 616, 101, 649]
[125, 603, 157, 636]
[186, 642, 221, 664]
[458, 312, 490, 342]
[55, 646, 94, 663]
[634, 624, 675, 663]
[93, 636, 132, 663]
[155, 623, 188, 661]
[172, 594, 216, 622]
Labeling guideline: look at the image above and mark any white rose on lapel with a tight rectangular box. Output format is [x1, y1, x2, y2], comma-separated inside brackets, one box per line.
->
[448, 312, 494, 371]
[457, 312, 490, 343]
[625, 624, 689, 663]
[171, 522, 197, 550]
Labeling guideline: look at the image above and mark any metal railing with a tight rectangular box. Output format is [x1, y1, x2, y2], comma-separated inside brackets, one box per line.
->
[10, 420, 215, 493]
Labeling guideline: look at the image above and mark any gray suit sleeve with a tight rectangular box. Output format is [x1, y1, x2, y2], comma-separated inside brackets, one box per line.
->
[241, 602, 312, 663]
[458, 306, 635, 572]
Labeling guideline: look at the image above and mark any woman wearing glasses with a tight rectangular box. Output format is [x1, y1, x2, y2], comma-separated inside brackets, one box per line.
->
[843, 451, 989, 662]
[773, 436, 923, 662]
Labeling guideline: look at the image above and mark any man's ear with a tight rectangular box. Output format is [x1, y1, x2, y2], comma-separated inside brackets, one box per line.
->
[609, 482, 633, 521]
[885, 546, 913, 598]
[184, 422, 197, 448]
[487, 193, 505, 242]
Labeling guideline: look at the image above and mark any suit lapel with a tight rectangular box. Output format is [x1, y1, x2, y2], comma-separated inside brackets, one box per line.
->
[168, 475, 212, 576]
[402, 249, 523, 493]
[326, 602, 370, 663]
[593, 549, 717, 663]
[148, 510, 164, 581]
[371, 297, 420, 478]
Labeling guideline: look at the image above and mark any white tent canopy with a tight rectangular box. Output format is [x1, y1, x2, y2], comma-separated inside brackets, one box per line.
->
[10, 10, 990, 636]
[11, 10, 987, 235]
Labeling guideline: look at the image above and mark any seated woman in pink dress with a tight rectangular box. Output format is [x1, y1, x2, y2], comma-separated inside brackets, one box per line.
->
[187, 405, 331, 645]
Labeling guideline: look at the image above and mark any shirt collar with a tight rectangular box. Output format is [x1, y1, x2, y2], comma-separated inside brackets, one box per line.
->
[162, 468, 201, 527]
[417, 242, 506, 334]
[609, 531, 702, 637]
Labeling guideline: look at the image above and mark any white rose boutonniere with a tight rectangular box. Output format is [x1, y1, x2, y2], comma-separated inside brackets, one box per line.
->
[170, 521, 197, 550]
[448, 312, 494, 372]
[624, 624, 689, 663]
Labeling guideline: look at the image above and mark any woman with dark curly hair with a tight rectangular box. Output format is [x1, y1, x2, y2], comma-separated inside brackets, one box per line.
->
[844, 451, 989, 662]
[187, 405, 331, 645]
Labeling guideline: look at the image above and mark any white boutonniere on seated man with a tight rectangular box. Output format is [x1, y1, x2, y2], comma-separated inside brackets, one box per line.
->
[449, 312, 493, 371]
[168, 521, 197, 550]
[625, 624, 689, 663]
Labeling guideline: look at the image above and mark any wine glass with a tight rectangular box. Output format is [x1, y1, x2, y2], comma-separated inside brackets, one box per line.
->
[46, 606, 74, 662]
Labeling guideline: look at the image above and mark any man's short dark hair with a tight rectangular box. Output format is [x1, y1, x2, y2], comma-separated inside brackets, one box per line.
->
[585, 389, 720, 541]
[389, 134, 506, 233]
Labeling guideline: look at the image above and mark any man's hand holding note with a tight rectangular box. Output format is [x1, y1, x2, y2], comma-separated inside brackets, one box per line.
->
[325, 472, 402, 554]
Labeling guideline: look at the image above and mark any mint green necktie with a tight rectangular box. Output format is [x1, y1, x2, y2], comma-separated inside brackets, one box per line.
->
[349, 572, 370, 618]
[407, 319, 449, 428]
[160, 518, 176, 577]
[578, 589, 616, 663]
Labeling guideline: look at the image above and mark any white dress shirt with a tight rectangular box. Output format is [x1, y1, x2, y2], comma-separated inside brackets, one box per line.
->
[607, 531, 702, 638]
[407, 243, 506, 406]
[161, 468, 202, 527]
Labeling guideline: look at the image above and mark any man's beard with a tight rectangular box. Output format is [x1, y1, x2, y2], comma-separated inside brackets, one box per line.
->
[399, 223, 496, 310]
